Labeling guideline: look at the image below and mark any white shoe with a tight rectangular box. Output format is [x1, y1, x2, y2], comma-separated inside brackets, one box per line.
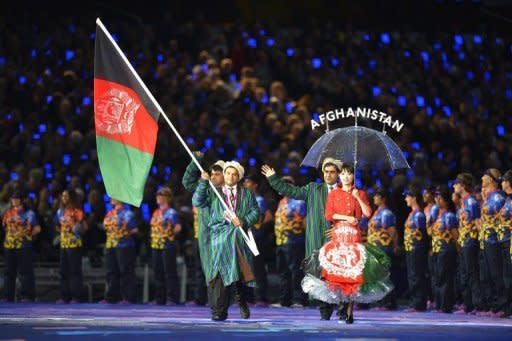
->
[270, 303, 282, 308]
[291, 303, 304, 308]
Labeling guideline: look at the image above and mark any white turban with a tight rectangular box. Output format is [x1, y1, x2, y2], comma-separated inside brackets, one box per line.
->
[213, 160, 225, 169]
[322, 157, 343, 172]
[223, 161, 245, 179]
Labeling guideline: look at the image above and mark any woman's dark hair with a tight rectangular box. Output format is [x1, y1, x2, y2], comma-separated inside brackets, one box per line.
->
[340, 163, 354, 175]
[436, 185, 455, 211]
[61, 188, 79, 209]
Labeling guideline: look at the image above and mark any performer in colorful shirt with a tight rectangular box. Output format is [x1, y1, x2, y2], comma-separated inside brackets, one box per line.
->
[273, 175, 307, 307]
[453, 172, 481, 313]
[100, 198, 138, 304]
[403, 186, 429, 312]
[301, 163, 393, 324]
[193, 161, 259, 321]
[499, 170, 512, 316]
[55, 189, 87, 303]
[1, 191, 41, 302]
[431, 186, 459, 313]
[367, 188, 398, 310]
[150, 187, 181, 305]
[479, 168, 507, 316]
[261, 158, 343, 320]
[423, 187, 438, 309]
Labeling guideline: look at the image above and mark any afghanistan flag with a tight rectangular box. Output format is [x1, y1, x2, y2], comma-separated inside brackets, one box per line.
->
[94, 19, 159, 207]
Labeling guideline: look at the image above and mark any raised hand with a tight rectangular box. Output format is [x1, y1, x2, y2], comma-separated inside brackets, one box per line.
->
[261, 164, 276, 178]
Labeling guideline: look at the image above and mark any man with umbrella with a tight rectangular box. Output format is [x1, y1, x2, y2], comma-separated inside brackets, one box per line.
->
[261, 157, 342, 320]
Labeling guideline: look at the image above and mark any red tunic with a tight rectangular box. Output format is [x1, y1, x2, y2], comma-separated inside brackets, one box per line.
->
[325, 185, 370, 226]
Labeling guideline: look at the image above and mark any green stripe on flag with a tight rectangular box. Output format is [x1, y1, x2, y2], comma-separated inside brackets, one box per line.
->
[97, 135, 154, 207]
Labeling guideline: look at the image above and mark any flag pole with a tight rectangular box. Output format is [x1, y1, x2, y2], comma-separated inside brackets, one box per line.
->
[95, 18, 259, 255]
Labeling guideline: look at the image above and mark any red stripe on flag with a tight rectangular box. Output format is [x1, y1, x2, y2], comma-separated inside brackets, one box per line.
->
[94, 78, 158, 155]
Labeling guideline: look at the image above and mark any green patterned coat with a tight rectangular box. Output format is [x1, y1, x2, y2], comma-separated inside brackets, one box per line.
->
[192, 179, 259, 286]
[267, 174, 330, 257]
[181, 159, 212, 282]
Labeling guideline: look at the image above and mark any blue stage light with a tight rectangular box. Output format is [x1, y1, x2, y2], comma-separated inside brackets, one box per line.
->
[443, 106, 451, 117]
[397, 96, 406, 107]
[312, 58, 322, 69]
[416, 96, 425, 107]
[286, 48, 294, 57]
[380, 33, 390, 44]
[247, 38, 257, 48]
[373, 86, 381, 97]
[62, 154, 71, 166]
[497, 125, 505, 137]
[266, 38, 275, 47]
[454, 34, 463, 46]
[204, 138, 213, 149]
[65, 50, 74, 61]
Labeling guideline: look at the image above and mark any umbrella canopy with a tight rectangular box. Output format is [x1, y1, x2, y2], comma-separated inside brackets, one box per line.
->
[302, 126, 410, 170]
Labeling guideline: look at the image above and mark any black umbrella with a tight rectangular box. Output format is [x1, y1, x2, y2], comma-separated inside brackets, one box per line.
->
[302, 126, 410, 170]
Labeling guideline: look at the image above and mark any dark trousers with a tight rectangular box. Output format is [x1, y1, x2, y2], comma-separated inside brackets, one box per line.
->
[276, 243, 306, 306]
[500, 241, 512, 312]
[428, 253, 436, 302]
[482, 242, 508, 312]
[152, 247, 179, 303]
[193, 239, 207, 304]
[252, 235, 268, 302]
[60, 248, 83, 301]
[434, 248, 456, 312]
[460, 245, 481, 311]
[210, 275, 232, 318]
[105, 247, 136, 302]
[406, 247, 428, 310]
[3, 248, 35, 301]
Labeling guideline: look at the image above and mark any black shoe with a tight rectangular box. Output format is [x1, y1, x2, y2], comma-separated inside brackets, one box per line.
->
[240, 301, 250, 319]
[320, 310, 333, 320]
[345, 313, 354, 324]
[338, 303, 347, 320]
[212, 313, 227, 321]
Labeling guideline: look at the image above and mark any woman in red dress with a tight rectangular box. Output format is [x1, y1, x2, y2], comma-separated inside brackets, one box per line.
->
[302, 164, 394, 324]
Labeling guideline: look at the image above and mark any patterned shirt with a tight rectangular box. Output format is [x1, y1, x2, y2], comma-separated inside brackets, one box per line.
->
[367, 207, 396, 249]
[431, 209, 458, 253]
[56, 208, 85, 249]
[252, 195, 267, 234]
[103, 206, 137, 248]
[425, 203, 439, 227]
[150, 207, 180, 249]
[479, 189, 506, 249]
[457, 194, 480, 248]
[404, 209, 427, 252]
[274, 197, 306, 246]
[2, 207, 38, 249]
[498, 195, 512, 243]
